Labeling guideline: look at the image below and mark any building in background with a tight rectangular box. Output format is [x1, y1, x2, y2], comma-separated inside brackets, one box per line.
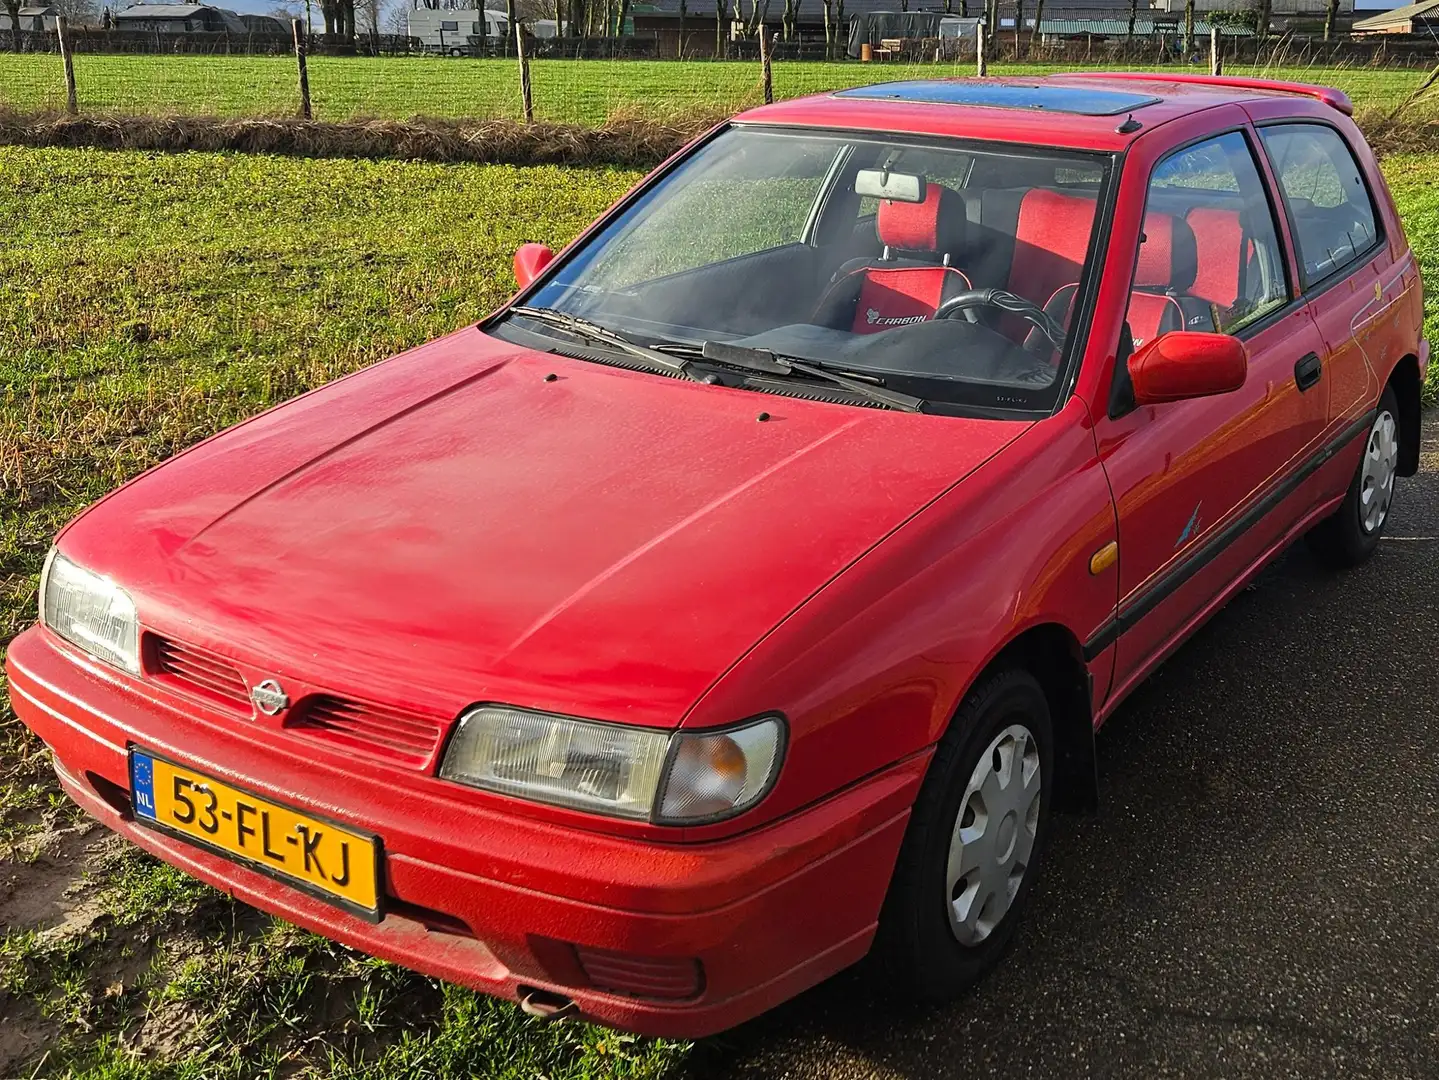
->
[0, 4, 59, 31]
[112, 3, 254, 31]
[1351, 0, 1439, 32]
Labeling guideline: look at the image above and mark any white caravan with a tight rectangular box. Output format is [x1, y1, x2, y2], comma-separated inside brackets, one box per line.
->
[408, 5, 509, 54]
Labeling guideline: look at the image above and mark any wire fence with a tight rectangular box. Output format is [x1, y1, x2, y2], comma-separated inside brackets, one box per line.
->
[1, 20, 1436, 127]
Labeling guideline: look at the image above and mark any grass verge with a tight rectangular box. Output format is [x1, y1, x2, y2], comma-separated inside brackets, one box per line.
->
[0, 108, 720, 167]
[1, 140, 1437, 1077]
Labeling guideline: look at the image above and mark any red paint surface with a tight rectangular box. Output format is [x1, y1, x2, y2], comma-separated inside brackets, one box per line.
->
[7, 74, 1423, 1036]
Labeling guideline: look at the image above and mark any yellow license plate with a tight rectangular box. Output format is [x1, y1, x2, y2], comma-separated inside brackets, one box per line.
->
[129, 748, 381, 919]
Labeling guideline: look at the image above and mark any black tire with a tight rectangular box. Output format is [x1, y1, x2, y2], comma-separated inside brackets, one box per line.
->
[873, 666, 1054, 1001]
[1307, 384, 1401, 569]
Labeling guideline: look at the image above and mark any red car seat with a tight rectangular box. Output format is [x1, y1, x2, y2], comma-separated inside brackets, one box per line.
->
[815, 184, 972, 334]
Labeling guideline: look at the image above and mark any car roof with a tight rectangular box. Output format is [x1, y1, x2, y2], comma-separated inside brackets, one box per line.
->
[732, 73, 1352, 152]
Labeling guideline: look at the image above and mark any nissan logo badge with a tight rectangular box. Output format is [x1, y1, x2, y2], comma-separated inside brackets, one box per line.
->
[251, 679, 289, 716]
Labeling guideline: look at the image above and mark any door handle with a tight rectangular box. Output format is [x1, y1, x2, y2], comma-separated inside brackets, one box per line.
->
[1294, 353, 1322, 392]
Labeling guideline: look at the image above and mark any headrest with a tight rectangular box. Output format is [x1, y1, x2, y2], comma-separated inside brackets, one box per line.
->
[877, 184, 965, 255]
[1135, 211, 1198, 292]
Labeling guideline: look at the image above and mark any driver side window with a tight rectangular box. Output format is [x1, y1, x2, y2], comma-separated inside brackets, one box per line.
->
[1126, 131, 1290, 350]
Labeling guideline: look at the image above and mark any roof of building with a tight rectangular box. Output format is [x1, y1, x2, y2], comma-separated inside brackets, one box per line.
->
[114, 3, 250, 31]
[1352, 0, 1439, 29]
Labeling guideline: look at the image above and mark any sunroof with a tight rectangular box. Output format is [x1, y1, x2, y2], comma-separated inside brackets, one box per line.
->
[836, 81, 1162, 116]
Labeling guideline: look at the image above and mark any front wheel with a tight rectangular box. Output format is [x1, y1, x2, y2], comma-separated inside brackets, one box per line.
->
[1307, 385, 1401, 569]
[873, 667, 1053, 1001]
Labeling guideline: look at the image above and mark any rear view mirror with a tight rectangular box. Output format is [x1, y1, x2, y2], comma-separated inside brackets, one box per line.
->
[513, 243, 555, 290]
[1129, 331, 1247, 406]
[854, 168, 926, 203]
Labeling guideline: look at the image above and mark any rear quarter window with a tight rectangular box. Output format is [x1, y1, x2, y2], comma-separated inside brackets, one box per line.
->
[1258, 124, 1381, 289]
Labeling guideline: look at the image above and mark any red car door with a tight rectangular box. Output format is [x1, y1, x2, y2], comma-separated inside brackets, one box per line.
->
[1253, 119, 1393, 433]
[1089, 126, 1328, 700]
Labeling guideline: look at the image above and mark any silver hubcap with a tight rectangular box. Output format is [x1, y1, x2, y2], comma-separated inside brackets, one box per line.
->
[945, 724, 1042, 946]
[1360, 409, 1399, 534]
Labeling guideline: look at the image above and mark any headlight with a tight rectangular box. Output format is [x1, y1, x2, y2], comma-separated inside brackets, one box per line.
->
[39, 549, 140, 674]
[440, 705, 784, 824]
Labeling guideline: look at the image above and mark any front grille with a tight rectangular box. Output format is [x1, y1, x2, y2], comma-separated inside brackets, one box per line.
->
[574, 946, 703, 1001]
[287, 695, 446, 769]
[148, 635, 250, 710]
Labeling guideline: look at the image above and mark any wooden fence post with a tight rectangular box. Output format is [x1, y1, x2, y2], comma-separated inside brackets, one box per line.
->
[292, 20, 311, 120]
[1209, 26, 1221, 76]
[976, 20, 986, 76]
[516, 24, 534, 123]
[759, 24, 773, 104]
[56, 16, 77, 116]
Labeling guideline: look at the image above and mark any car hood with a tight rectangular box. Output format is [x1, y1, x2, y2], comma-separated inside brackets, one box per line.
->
[61, 327, 1029, 727]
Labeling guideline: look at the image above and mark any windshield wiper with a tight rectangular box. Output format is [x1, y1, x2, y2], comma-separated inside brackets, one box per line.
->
[699, 341, 923, 412]
[509, 306, 704, 382]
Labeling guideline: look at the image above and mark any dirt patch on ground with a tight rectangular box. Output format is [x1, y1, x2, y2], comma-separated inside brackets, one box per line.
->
[0, 108, 718, 168]
[0, 823, 105, 933]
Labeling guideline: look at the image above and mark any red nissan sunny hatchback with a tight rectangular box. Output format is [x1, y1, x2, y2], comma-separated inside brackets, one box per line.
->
[7, 74, 1426, 1036]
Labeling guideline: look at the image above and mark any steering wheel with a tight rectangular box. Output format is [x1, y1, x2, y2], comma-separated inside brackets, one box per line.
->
[935, 288, 1067, 352]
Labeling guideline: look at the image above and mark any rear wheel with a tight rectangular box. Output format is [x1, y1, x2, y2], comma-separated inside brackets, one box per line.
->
[1307, 385, 1401, 569]
[874, 667, 1053, 1000]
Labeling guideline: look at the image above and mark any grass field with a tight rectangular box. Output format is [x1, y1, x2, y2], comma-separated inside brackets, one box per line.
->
[1, 54, 1437, 124]
[2, 134, 1438, 1077]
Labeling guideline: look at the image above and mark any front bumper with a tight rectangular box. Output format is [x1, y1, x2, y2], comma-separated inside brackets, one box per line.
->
[6, 626, 925, 1037]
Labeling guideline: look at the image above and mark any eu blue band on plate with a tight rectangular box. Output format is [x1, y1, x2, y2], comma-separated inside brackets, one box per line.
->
[131, 751, 157, 820]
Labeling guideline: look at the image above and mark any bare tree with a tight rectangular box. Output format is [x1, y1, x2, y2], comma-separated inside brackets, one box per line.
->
[1029, 0, 1042, 49]
[52, 0, 98, 22]
[715, 0, 723, 53]
[1323, 0, 1337, 39]
[782, 0, 794, 39]
[821, 0, 832, 57]
[744, 0, 767, 36]
[1126, 0, 1136, 38]
[3, 0, 22, 48]
[1255, 0, 1270, 40]
[1183, 0, 1193, 52]
[1014, 0, 1022, 55]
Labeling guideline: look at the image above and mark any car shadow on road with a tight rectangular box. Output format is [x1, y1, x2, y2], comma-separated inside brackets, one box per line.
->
[682, 414, 1439, 1079]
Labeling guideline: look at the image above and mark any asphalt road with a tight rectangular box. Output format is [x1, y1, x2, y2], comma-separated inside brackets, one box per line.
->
[686, 410, 1439, 1080]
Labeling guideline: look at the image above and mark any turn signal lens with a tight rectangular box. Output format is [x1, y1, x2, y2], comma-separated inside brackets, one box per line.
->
[657, 717, 784, 824]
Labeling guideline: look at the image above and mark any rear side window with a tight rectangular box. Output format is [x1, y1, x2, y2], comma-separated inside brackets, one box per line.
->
[1127, 131, 1290, 346]
[1258, 124, 1380, 288]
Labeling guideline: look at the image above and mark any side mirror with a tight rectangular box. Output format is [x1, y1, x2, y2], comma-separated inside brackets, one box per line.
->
[1129, 331, 1247, 406]
[513, 243, 554, 290]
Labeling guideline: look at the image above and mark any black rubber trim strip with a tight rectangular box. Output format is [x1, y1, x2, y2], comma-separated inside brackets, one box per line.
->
[1082, 409, 1375, 661]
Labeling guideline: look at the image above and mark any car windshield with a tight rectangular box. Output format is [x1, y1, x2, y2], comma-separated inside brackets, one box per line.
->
[498, 125, 1114, 415]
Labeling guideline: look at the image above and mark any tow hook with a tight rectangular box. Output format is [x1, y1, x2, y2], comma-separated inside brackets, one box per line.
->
[519, 987, 578, 1022]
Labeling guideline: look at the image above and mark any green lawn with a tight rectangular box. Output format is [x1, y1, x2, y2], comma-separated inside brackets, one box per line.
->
[0, 54, 1435, 124]
[2, 141, 1438, 1077]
